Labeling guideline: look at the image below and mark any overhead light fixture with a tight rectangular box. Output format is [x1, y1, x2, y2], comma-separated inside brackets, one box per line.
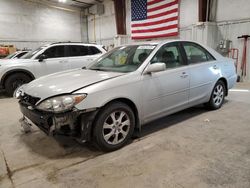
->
[58, 0, 67, 3]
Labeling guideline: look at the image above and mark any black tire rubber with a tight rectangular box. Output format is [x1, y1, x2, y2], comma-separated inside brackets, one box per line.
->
[4, 73, 32, 96]
[92, 102, 135, 152]
[205, 80, 226, 110]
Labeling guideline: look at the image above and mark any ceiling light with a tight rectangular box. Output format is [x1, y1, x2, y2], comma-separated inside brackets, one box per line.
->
[58, 0, 67, 3]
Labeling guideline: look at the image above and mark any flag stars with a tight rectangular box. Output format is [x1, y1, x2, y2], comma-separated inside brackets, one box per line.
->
[131, 0, 147, 21]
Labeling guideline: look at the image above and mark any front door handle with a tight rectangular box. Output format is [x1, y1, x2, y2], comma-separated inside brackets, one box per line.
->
[180, 72, 188, 78]
[213, 65, 218, 69]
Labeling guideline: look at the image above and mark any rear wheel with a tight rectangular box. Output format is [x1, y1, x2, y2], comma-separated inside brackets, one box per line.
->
[206, 80, 226, 110]
[93, 102, 135, 152]
[4, 73, 32, 96]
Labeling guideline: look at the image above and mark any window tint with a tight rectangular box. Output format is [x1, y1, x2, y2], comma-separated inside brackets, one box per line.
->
[43, 46, 65, 59]
[183, 43, 215, 64]
[68, 45, 89, 57]
[88, 46, 101, 55]
[151, 44, 184, 69]
[16, 52, 27, 58]
[133, 49, 152, 65]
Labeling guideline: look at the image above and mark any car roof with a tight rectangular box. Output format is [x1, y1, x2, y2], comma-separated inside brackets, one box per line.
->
[126, 39, 205, 46]
[50, 42, 102, 46]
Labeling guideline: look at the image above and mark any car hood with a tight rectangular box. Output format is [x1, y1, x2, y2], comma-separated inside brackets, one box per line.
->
[0, 58, 32, 65]
[23, 69, 125, 100]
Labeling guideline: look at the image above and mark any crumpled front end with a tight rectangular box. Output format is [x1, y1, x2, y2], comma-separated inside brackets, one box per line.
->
[18, 93, 98, 142]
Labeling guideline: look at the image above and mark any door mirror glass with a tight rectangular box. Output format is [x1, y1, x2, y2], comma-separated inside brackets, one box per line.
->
[145, 63, 166, 74]
[38, 54, 47, 62]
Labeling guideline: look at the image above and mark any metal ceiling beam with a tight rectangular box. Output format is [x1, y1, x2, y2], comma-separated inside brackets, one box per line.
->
[71, 0, 94, 7]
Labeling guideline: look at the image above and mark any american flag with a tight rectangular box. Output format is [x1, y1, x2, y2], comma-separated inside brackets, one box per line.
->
[131, 0, 179, 40]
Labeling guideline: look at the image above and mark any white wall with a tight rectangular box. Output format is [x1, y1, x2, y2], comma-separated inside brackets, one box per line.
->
[179, 0, 198, 28]
[0, 0, 82, 50]
[216, 21, 250, 81]
[216, 0, 250, 22]
[213, 0, 250, 81]
[87, 0, 199, 48]
[87, 0, 116, 48]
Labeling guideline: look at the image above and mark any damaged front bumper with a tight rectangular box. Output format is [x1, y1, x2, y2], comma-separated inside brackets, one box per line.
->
[19, 101, 98, 142]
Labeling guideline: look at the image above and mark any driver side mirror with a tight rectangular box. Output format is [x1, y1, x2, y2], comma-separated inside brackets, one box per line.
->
[144, 63, 166, 74]
[38, 54, 47, 62]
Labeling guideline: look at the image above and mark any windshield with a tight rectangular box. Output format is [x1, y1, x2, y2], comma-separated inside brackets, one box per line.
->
[4, 52, 16, 59]
[22, 46, 46, 59]
[89, 45, 156, 73]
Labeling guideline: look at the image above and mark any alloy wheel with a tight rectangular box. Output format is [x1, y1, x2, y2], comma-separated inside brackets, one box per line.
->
[213, 84, 224, 106]
[102, 111, 131, 145]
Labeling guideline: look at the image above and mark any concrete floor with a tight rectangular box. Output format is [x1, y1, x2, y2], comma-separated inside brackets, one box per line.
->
[0, 83, 250, 188]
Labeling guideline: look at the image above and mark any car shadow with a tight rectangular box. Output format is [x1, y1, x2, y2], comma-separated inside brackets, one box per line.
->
[0, 90, 10, 99]
[139, 99, 229, 138]
[18, 100, 229, 159]
[139, 106, 207, 138]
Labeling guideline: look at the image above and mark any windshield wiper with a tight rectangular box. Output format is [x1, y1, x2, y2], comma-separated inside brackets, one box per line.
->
[90, 68, 104, 71]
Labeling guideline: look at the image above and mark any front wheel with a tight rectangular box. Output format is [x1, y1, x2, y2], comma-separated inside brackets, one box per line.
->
[206, 80, 226, 110]
[93, 102, 135, 152]
[4, 73, 32, 97]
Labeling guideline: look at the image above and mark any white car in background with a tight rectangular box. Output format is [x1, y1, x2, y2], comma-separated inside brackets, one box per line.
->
[0, 42, 106, 95]
[2, 50, 30, 59]
[16, 40, 237, 151]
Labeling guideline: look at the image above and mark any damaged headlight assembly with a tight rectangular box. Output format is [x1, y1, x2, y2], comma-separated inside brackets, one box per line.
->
[14, 84, 27, 99]
[36, 94, 87, 113]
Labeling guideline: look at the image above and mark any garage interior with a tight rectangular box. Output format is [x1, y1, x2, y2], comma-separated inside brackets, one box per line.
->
[0, 0, 250, 187]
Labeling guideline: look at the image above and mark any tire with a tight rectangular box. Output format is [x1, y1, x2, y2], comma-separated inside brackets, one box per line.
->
[93, 102, 135, 152]
[4, 73, 32, 96]
[206, 80, 226, 110]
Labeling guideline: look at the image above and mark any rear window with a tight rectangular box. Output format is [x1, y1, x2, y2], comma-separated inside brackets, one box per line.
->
[67, 45, 101, 57]
[68, 45, 89, 57]
[88, 46, 101, 55]
[183, 42, 215, 64]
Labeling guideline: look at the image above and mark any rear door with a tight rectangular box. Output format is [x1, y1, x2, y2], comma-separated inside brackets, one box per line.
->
[181, 42, 219, 105]
[67, 45, 102, 69]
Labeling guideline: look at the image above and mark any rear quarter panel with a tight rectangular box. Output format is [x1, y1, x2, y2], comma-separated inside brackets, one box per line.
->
[218, 58, 237, 89]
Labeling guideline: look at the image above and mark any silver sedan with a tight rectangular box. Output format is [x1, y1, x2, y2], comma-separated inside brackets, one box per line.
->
[16, 40, 237, 151]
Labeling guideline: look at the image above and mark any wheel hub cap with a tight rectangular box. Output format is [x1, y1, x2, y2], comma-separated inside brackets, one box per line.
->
[213, 84, 224, 106]
[102, 111, 130, 145]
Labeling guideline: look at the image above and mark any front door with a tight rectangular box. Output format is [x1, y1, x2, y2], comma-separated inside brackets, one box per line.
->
[34, 45, 69, 78]
[142, 43, 190, 123]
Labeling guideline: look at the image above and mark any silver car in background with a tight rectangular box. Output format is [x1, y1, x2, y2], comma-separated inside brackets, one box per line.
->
[16, 40, 237, 151]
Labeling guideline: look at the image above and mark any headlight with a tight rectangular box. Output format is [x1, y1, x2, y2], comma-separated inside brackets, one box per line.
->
[37, 94, 87, 113]
[14, 84, 26, 99]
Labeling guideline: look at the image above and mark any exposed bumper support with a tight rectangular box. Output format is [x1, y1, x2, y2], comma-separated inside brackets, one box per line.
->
[19, 101, 99, 142]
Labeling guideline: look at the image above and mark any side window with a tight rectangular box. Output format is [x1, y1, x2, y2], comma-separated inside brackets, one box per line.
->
[88, 46, 101, 55]
[68, 45, 89, 57]
[183, 43, 215, 64]
[16, 52, 27, 58]
[133, 49, 152, 65]
[43, 46, 65, 59]
[151, 44, 184, 69]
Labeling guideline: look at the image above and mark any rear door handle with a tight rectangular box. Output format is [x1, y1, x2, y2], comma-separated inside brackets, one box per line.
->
[59, 60, 68, 63]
